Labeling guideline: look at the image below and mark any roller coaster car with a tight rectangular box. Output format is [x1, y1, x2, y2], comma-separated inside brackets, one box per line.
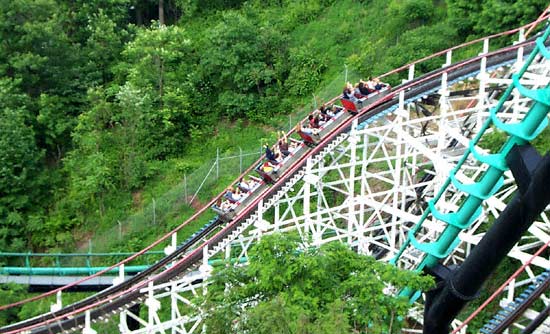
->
[211, 205, 235, 222]
[297, 130, 318, 148]
[223, 192, 239, 204]
[340, 98, 359, 115]
[341, 85, 392, 115]
[255, 163, 277, 184]
[365, 85, 392, 105]
[237, 184, 250, 193]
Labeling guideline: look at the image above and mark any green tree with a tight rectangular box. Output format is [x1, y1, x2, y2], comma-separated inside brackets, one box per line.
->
[121, 24, 193, 157]
[83, 10, 130, 86]
[175, 0, 246, 19]
[0, 0, 89, 161]
[285, 46, 328, 97]
[201, 234, 433, 333]
[379, 23, 458, 77]
[60, 0, 131, 41]
[448, 0, 548, 39]
[115, 83, 150, 189]
[388, 0, 436, 32]
[197, 10, 289, 121]
[475, 0, 549, 37]
[0, 80, 44, 251]
[447, 0, 483, 37]
[60, 84, 150, 231]
[0, 284, 27, 325]
[63, 88, 118, 220]
[36, 93, 77, 161]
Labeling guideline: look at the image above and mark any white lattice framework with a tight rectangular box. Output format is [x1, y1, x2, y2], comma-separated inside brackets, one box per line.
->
[101, 43, 550, 334]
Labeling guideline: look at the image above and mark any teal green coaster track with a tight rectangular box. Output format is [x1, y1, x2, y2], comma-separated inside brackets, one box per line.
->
[391, 26, 550, 299]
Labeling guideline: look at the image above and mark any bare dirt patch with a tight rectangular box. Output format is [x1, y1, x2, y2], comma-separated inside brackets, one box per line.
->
[187, 196, 204, 210]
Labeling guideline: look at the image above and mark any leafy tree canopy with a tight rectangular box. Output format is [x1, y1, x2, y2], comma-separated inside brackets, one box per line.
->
[447, 0, 549, 38]
[201, 234, 434, 333]
[0, 79, 44, 251]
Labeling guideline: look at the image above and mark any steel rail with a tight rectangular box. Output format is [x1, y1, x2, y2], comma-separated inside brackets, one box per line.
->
[450, 240, 550, 334]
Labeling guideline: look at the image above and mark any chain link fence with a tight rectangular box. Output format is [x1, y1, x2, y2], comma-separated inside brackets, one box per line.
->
[87, 146, 266, 253]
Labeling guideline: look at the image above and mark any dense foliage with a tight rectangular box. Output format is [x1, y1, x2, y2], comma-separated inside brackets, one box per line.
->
[0, 0, 548, 253]
[201, 234, 434, 333]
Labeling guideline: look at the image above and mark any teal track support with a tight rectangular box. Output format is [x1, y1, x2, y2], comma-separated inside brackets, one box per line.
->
[391, 27, 550, 299]
[0, 251, 164, 276]
[0, 266, 149, 276]
[0, 257, 244, 275]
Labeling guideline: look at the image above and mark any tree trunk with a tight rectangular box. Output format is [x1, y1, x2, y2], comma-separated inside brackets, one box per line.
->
[159, 0, 165, 26]
[159, 57, 164, 108]
[135, 4, 143, 25]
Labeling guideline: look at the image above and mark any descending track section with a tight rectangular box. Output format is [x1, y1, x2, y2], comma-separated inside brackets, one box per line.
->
[481, 269, 550, 334]
[2, 17, 550, 334]
[449, 241, 550, 334]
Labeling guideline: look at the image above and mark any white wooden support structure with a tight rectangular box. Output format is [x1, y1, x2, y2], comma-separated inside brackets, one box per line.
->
[18, 28, 550, 334]
[164, 232, 178, 256]
[82, 311, 97, 334]
[112, 263, 125, 286]
[50, 290, 62, 313]
[516, 28, 526, 69]
[476, 38, 490, 132]
[445, 50, 452, 67]
[408, 64, 415, 82]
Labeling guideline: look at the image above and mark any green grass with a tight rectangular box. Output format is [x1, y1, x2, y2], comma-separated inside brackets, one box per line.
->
[81, 121, 270, 254]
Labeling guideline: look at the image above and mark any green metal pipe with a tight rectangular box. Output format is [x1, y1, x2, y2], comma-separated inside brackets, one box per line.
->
[208, 257, 248, 266]
[0, 259, 247, 276]
[421, 169, 499, 270]
[0, 265, 149, 276]
[419, 100, 550, 272]
[0, 251, 164, 257]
